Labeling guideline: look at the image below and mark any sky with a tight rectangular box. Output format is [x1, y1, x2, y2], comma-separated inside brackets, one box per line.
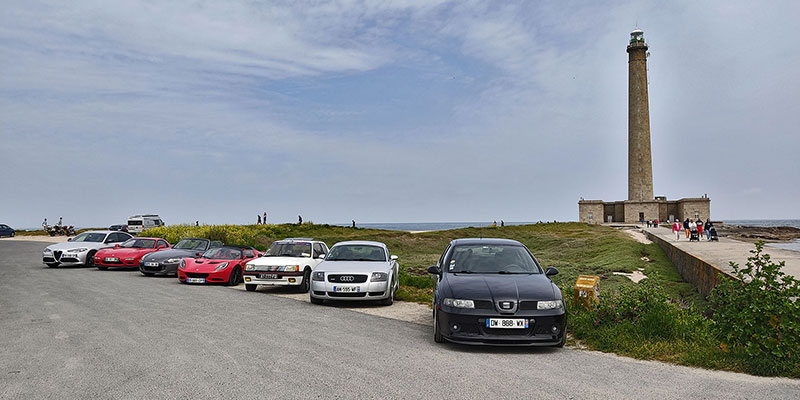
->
[1, 0, 799, 228]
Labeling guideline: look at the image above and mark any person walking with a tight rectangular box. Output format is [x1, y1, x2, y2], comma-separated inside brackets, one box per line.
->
[263, 212, 267, 224]
[298, 215, 303, 225]
[257, 215, 261, 225]
[352, 220, 356, 228]
[684, 218, 690, 239]
[500, 220, 505, 227]
[57, 216, 63, 227]
[689, 219, 697, 240]
[696, 218, 704, 240]
[705, 219, 713, 241]
[42, 218, 47, 229]
[672, 219, 681, 241]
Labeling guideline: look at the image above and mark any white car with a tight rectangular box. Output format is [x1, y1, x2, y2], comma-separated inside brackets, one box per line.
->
[243, 238, 329, 292]
[42, 230, 133, 268]
[126, 214, 164, 234]
[309, 240, 399, 306]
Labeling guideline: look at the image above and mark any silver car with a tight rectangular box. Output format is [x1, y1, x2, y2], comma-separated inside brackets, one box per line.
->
[309, 240, 399, 306]
[42, 230, 132, 268]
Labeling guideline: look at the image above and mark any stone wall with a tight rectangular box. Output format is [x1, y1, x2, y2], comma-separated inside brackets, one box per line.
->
[677, 198, 711, 221]
[644, 230, 735, 296]
[623, 201, 659, 223]
[578, 201, 604, 224]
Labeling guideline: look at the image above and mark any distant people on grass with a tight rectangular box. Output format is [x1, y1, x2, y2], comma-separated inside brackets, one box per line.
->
[705, 220, 713, 240]
[257, 215, 262, 225]
[352, 220, 356, 228]
[196, 221, 199, 227]
[492, 221, 497, 227]
[672, 219, 681, 241]
[263, 212, 267, 224]
[500, 220, 505, 227]
[298, 215, 303, 225]
[684, 218, 690, 238]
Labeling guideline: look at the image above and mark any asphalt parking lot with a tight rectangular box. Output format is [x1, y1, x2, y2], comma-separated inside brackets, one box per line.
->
[1, 240, 798, 399]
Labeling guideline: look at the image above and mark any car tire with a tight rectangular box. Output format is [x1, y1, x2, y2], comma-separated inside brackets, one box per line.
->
[433, 309, 445, 343]
[245, 284, 257, 292]
[227, 267, 241, 286]
[310, 295, 323, 305]
[380, 285, 394, 306]
[86, 251, 96, 268]
[298, 269, 311, 293]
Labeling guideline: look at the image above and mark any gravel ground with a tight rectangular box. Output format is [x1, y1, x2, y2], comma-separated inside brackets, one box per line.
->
[1, 240, 798, 399]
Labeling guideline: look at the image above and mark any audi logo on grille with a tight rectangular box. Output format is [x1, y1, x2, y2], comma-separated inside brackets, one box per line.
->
[340, 275, 355, 282]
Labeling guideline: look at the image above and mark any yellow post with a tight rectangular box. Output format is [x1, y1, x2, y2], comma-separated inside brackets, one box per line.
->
[573, 275, 600, 308]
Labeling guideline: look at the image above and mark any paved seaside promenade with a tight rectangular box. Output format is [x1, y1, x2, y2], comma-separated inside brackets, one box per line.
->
[643, 226, 800, 280]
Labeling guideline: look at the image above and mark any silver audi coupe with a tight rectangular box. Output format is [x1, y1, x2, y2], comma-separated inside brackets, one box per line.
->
[309, 241, 399, 306]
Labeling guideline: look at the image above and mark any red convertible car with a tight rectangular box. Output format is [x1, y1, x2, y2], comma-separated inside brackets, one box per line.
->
[178, 246, 259, 286]
[94, 237, 170, 270]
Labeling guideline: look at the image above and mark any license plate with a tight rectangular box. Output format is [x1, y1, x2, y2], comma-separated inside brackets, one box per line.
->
[145, 262, 159, 267]
[333, 285, 360, 293]
[258, 274, 279, 279]
[186, 278, 205, 283]
[486, 318, 529, 329]
[105, 257, 119, 262]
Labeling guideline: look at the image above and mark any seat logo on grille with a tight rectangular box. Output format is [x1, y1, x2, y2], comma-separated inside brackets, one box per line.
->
[500, 301, 514, 309]
[340, 276, 355, 282]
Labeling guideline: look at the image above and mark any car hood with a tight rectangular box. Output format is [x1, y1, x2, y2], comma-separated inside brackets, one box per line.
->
[443, 273, 557, 301]
[317, 260, 390, 273]
[45, 242, 111, 251]
[248, 256, 313, 266]
[143, 248, 201, 262]
[96, 247, 154, 258]
[183, 258, 237, 272]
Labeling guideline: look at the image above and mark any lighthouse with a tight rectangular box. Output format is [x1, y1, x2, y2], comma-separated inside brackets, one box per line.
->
[627, 28, 653, 202]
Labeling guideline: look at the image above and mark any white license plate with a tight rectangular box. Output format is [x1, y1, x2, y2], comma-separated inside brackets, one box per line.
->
[333, 285, 360, 293]
[145, 262, 159, 267]
[104, 257, 119, 262]
[186, 278, 205, 283]
[259, 274, 279, 279]
[486, 318, 529, 329]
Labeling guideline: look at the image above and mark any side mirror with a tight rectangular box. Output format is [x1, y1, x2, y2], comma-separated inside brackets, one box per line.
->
[196, 252, 203, 257]
[390, 255, 398, 261]
[157, 245, 165, 249]
[317, 254, 325, 259]
[427, 265, 440, 275]
[115, 244, 120, 248]
[67, 237, 73, 242]
[545, 266, 559, 277]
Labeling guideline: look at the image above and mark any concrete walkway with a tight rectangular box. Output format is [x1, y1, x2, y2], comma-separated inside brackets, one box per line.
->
[643, 226, 800, 280]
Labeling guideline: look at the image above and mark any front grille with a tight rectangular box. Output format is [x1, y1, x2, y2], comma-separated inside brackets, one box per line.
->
[54, 250, 62, 260]
[328, 274, 368, 283]
[185, 272, 209, 278]
[313, 291, 325, 296]
[61, 257, 79, 262]
[473, 300, 493, 310]
[483, 326, 533, 336]
[327, 291, 367, 298]
[368, 291, 384, 296]
[43, 257, 55, 262]
[103, 259, 123, 265]
[519, 301, 538, 310]
[143, 264, 163, 271]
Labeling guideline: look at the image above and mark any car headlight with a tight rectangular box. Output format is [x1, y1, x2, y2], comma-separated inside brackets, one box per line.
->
[179, 259, 186, 269]
[165, 258, 180, 263]
[371, 272, 388, 282]
[245, 264, 255, 271]
[67, 248, 88, 253]
[214, 262, 230, 271]
[443, 298, 475, 309]
[537, 300, 563, 310]
[43, 248, 52, 253]
[312, 271, 325, 281]
[281, 265, 299, 272]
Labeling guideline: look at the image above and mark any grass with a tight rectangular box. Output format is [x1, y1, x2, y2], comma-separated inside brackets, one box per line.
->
[140, 222, 699, 306]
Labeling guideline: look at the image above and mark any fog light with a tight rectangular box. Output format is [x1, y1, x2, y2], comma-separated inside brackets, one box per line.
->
[245, 277, 251, 282]
[289, 278, 296, 283]
[551, 325, 560, 335]
[451, 323, 460, 332]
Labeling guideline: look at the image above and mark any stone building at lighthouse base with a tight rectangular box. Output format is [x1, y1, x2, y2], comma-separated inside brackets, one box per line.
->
[579, 197, 710, 224]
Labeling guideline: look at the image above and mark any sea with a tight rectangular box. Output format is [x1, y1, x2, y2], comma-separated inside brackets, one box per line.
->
[723, 219, 800, 252]
[333, 221, 538, 231]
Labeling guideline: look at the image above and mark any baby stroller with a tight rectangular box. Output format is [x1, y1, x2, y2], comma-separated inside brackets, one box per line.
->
[708, 226, 719, 241]
[689, 228, 699, 242]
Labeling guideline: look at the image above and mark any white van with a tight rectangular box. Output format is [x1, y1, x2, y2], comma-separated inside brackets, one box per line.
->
[127, 214, 165, 234]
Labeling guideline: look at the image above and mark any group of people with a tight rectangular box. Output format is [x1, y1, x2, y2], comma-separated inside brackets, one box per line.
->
[256, 212, 268, 225]
[670, 218, 714, 241]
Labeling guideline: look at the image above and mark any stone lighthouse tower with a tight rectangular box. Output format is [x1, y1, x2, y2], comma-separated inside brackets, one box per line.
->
[627, 28, 653, 202]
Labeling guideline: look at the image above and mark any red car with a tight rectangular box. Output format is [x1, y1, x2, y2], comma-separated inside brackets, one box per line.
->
[94, 237, 170, 270]
[178, 246, 259, 286]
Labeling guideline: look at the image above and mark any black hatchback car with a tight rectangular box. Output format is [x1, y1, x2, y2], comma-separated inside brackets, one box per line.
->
[427, 238, 566, 346]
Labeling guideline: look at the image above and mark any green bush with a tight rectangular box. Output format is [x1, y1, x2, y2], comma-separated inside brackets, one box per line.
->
[709, 242, 800, 376]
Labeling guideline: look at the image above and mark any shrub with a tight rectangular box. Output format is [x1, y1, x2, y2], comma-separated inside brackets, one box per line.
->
[709, 242, 800, 376]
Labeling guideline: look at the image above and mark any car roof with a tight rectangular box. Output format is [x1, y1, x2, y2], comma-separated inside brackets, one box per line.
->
[179, 237, 209, 241]
[449, 238, 524, 246]
[216, 245, 255, 250]
[81, 230, 120, 235]
[332, 240, 387, 248]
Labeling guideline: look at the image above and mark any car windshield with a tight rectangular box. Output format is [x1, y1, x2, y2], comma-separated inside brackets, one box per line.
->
[264, 242, 312, 258]
[326, 245, 386, 262]
[202, 247, 242, 260]
[446, 245, 540, 274]
[70, 232, 106, 243]
[120, 239, 156, 249]
[174, 239, 208, 250]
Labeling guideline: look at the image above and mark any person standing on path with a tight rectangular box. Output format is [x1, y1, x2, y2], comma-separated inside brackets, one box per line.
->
[689, 220, 697, 240]
[42, 218, 47, 229]
[352, 220, 356, 228]
[705, 220, 713, 240]
[672, 219, 681, 241]
[684, 218, 690, 238]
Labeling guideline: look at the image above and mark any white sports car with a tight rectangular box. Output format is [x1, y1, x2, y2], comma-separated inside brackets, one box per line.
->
[42, 230, 132, 268]
[243, 238, 329, 292]
[309, 240, 399, 306]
